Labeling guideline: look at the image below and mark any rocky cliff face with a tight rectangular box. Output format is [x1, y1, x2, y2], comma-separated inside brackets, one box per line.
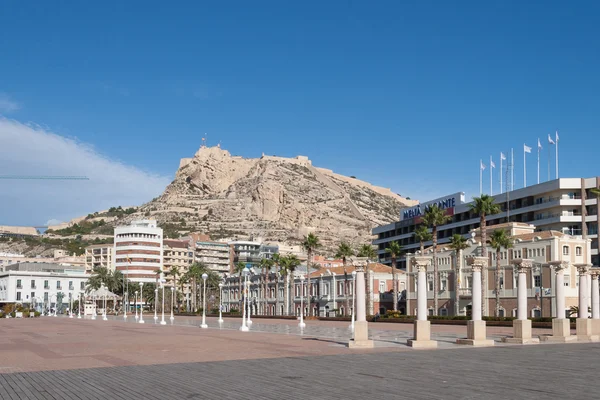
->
[139, 146, 416, 249]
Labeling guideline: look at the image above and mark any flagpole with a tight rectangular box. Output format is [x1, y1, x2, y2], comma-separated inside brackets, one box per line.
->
[555, 131, 559, 179]
[511, 148, 514, 191]
[547, 141, 550, 180]
[500, 153, 503, 194]
[480, 159, 483, 195]
[490, 155, 493, 195]
[523, 145, 527, 188]
[537, 139, 540, 184]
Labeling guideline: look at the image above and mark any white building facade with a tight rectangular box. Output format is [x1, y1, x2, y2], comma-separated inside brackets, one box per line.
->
[114, 220, 163, 283]
[0, 262, 88, 313]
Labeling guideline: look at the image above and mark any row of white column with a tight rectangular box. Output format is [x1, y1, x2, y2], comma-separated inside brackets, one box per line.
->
[409, 256, 600, 347]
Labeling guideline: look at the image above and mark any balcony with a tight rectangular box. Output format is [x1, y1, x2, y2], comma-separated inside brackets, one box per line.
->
[69, 286, 74, 291]
[458, 288, 472, 297]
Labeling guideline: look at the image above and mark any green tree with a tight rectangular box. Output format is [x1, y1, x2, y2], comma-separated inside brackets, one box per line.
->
[302, 233, 321, 317]
[422, 204, 452, 315]
[489, 229, 513, 317]
[385, 241, 403, 312]
[414, 225, 433, 254]
[280, 254, 300, 315]
[260, 258, 274, 315]
[469, 195, 501, 316]
[448, 234, 469, 316]
[234, 261, 246, 310]
[272, 253, 282, 316]
[166, 266, 181, 310]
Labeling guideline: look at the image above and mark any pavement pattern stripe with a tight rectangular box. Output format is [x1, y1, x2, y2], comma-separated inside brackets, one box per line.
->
[1, 343, 600, 399]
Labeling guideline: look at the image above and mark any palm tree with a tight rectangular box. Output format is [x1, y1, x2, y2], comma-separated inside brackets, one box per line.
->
[86, 267, 112, 292]
[385, 241, 402, 312]
[280, 254, 300, 315]
[489, 229, 513, 317]
[448, 234, 469, 316]
[422, 204, 452, 315]
[336, 242, 355, 316]
[302, 233, 321, 317]
[260, 258, 274, 315]
[469, 195, 501, 316]
[414, 225, 432, 254]
[234, 262, 246, 311]
[272, 253, 282, 316]
[178, 274, 190, 311]
[358, 244, 377, 315]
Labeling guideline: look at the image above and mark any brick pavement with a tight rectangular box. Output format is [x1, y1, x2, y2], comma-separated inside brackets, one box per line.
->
[0, 317, 596, 399]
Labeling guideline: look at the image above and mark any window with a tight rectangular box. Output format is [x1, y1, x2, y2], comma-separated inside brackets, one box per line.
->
[80, 282, 85, 290]
[379, 281, 386, 293]
[499, 276, 504, 289]
[563, 246, 569, 255]
[16, 279, 22, 289]
[31, 279, 35, 288]
[534, 275, 541, 288]
[31, 292, 35, 301]
[440, 279, 447, 291]
[532, 308, 541, 318]
[428, 308, 434, 316]
[16, 292, 21, 301]
[440, 308, 448, 316]
[69, 281, 73, 290]
[564, 275, 570, 287]
[428, 280, 434, 291]
[498, 308, 505, 317]
[541, 248, 545, 257]
[576, 247, 582, 256]
[44, 292, 48, 301]
[56, 281, 61, 289]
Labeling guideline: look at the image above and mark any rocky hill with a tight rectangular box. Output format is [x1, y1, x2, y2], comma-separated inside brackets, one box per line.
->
[128, 146, 416, 249]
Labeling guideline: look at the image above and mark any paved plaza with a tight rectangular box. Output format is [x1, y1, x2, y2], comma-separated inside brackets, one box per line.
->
[1, 316, 598, 399]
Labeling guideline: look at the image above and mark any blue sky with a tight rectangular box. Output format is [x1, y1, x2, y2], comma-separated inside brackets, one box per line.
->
[1, 1, 600, 226]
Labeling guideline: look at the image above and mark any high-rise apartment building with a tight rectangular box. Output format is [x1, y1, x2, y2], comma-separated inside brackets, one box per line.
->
[84, 244, 114, 273]
[114, 220, 163, 283]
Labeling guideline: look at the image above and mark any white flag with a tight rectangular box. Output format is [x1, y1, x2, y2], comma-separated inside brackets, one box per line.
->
[480, 160, 486, 170]
[524, 144, 532, 153]
[490, 160, 496, 168]
[537, 138, 542, 150]
[500, 152, 506, 160]
[548, 134, 555, 145]
[555, 130, 559, 142]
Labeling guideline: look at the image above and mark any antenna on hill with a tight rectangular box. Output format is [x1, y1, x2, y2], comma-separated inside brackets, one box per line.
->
[202, 133, 207, 148]
[218, 140, 221, 148]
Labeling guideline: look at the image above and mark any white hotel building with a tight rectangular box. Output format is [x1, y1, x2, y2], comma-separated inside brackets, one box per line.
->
[374, 177, 600, 269]
[114, 220, 163, 283]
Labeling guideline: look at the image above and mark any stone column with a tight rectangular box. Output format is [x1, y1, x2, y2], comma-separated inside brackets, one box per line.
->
[591, 268, 600, 336]
[503, 259, 539, 344]
[408, 256, 437, 348]
[541, 261, 575, 342]
[575, 264, 597, 340]
[457, 257, 494, 346]
[348, 258, 374, 348]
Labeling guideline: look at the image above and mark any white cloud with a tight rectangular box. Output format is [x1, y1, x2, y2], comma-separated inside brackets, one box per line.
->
[0, 118, 171, 226]
[0, 93, 20, 113]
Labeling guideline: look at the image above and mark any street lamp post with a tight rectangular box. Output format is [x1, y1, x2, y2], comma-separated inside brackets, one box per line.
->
[154, 288, 159, 322]
[240, 268, 250, 332]
[135, 291, 139, 320]
[247, 286, 253, 326]
[77, 293, 82, 319]
[170, 286, 175, 322]
[91, 294, 96, 320]
[123, 291, 128, 320]
[102, 285, 108, 321]
[69, 293, 74, 318]
[299, 275, 306, 328]
[139, 283, 145, 324]
[200, 273, 208, 328]
[160, 280, 166, 325]
[350, 270, 356, 331]
[218, 283, 224, 323]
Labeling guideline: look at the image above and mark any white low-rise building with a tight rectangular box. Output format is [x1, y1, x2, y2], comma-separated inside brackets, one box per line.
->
[0, 262, 88, 313]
